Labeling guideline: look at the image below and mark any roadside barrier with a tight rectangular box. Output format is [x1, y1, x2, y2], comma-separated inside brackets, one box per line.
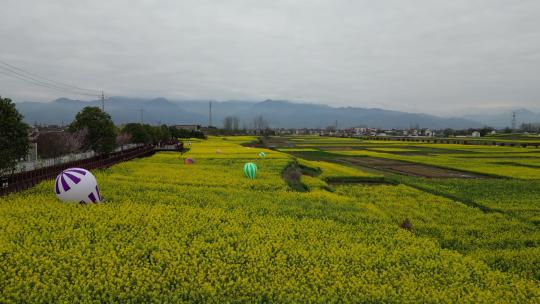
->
[1, 145, 156, 196]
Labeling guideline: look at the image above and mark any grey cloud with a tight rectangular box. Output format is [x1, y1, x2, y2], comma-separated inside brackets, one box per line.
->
[1, 0, 539, 114]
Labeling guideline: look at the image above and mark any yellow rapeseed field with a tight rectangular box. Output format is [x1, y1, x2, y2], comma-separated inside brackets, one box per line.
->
[0, 137, 539, 302]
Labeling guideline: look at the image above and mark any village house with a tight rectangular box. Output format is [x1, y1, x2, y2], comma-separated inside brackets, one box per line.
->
[174, 124, 201, 131]
[423, 129, 434, 137]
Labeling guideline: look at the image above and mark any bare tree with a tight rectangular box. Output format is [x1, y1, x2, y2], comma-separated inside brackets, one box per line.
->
[37, 128, 87, 159]
[116, 132, 132, 148]
[224, 116, 240, 131]
[252, 115, 268, 132]
[223, 116, 233, 130]
[66, 128, 88, 152]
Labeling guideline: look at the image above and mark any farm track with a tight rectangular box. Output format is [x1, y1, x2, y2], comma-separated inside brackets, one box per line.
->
[288, 150, 490, 179]
[291, 153, 519, 218]
[266, 138, 503, 179]
[300, 155, 539, 225]
[290, 151, 540, 228]
[328, 158, 501, 210]
[338, 157, 490, 179]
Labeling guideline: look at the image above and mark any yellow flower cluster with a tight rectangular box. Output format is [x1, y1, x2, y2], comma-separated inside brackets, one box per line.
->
[335, 184, 540, 281]
[0, 137, 538, 302]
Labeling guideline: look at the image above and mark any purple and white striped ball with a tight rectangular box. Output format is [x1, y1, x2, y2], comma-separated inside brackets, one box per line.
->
[54, 168, 102, 204]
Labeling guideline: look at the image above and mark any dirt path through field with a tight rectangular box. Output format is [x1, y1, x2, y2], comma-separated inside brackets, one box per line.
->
[337, 157, 488, 178]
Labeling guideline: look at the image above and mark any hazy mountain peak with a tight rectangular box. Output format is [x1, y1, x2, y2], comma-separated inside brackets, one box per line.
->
[16, 96, 540, 128]
[53, 97, 83, 104]
[259, 99, 291, 105]
[146, 97, 175, 106]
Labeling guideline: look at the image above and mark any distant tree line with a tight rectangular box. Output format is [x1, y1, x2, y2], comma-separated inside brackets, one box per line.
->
[441, 127, 495, 137]
[1, 101, 209, 175]
[39, 119, 207, 158]
[440, 124, 540, 137]
[0, 96, 29, 174]
[169, 127, 206, 139]
[223, 116, 240, 131]
[520, 123, 540, 133]
[120, 123, 205, 143]
[121, 123, 171, 144]
[205, 115, 273, 136]
[211, 115, 274, 136]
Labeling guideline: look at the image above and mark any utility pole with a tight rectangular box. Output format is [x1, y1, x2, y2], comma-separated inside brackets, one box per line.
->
[101, 91, 105, 111]
[209, 101, 213, 127]
[140, 108, 144, 124]
[511, 112, 517, 131]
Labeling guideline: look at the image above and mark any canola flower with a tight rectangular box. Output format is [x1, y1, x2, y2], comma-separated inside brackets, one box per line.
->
[0, 136, 539, 303]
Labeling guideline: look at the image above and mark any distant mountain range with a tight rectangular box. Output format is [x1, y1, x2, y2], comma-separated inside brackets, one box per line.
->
[14, 97, 540, 129]
[460, 109, 540, 129]
[15, 97, 205, 126]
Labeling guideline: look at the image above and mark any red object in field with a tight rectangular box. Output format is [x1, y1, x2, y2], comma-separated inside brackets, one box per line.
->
[184, 157, 194, 164]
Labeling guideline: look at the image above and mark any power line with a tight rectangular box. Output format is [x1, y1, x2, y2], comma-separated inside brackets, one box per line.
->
[0, 69, 97, 97]
[0, 60, 98, 94]
[0, 65, 98, 97]
[0, 59, 100, 97]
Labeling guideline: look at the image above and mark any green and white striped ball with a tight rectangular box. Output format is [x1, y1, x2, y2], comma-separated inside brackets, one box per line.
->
[258, 152, 266, 157]
[243, 162, 257, 179]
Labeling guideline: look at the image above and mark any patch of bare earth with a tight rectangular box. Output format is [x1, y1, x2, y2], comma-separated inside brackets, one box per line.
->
[339, 157, 487, 178]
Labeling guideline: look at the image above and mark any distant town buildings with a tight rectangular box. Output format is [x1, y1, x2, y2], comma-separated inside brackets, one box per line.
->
[174, 124, 201, 131]
[271, 126, 442, 138]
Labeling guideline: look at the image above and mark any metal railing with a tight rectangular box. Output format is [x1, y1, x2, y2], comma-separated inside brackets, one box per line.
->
[1, 145, 155, 197]
[13, 144, 144, 174]
[359, 136, 540, 147]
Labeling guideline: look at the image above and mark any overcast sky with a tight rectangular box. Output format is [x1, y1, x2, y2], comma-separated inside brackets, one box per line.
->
[1, 0, 539, 114]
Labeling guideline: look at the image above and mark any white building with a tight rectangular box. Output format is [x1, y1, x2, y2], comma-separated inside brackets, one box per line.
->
[353, 127, 367, 135]
[471, 131, 481, 137]
[424, 129, 434, 137]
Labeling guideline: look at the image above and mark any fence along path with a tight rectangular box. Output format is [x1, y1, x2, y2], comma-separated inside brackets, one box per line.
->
[15, 143, 143, 173]
[360, 136, 540, 147]
[0, 145, 156, 196]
